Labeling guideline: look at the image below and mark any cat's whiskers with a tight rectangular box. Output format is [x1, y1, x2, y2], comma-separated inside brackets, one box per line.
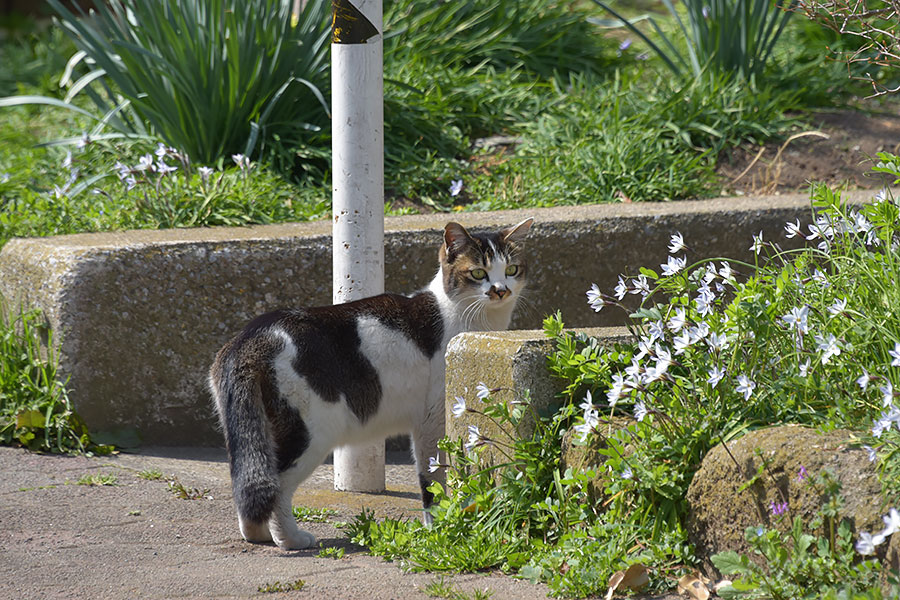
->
[511, 289, 539, 321]
[459, 293, 484, 331]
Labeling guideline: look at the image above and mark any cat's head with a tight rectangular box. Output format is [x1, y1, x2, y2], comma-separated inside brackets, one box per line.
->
[439, 218, 533, 320]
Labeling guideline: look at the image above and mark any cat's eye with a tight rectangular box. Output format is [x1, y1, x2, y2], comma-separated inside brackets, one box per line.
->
[470, 268, 487, 280]
[505, 265, 519, 277]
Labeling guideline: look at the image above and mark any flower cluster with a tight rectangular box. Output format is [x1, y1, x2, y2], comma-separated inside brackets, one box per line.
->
[113, 143, 184, 190]
[575, 186, 900, 456]
[429, 381, 506, 472]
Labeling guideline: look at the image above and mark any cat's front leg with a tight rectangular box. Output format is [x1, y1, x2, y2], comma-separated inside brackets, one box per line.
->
[411, 400, 447, 525]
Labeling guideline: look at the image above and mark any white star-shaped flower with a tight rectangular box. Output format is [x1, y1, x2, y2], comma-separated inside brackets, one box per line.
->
[735, 374, 756, 401]
[668, 232, 686, 254]
[889, 342, 900, 367]
[451, 396, 467, 418]
[661, 255, 686, 277]
[707, 365, 726, 388]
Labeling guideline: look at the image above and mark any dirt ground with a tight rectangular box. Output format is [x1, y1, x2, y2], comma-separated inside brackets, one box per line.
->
[717, 109, 900, 195]
[0, 446, 686, 600]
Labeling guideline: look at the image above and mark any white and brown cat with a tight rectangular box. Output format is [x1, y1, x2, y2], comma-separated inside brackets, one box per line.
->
[209, 218, 533, 550]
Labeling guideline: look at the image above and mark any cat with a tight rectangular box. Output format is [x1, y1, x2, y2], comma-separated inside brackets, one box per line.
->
[209, 218, 533, 550]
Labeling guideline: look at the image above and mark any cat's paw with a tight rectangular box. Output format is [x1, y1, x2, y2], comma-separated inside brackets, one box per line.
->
[274, 528, 316, 551]
[239, 518, 274, 543]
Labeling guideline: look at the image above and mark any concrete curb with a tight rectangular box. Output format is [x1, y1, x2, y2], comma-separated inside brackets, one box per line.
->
[0, 190, 881, 445]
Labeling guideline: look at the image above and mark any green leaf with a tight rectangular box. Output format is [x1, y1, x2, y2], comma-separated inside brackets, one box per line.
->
[16, 409, 46, 429]
[710, 550, 754, 576]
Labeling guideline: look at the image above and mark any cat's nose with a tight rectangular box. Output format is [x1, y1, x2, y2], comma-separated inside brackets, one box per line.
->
[488, 285, 509, 300]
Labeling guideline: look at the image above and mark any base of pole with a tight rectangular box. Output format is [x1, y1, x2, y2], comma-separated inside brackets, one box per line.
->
[333, 442, 386, 492]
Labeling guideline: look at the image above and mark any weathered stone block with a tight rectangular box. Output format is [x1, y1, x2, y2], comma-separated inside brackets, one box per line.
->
[0, 192, 876, 445]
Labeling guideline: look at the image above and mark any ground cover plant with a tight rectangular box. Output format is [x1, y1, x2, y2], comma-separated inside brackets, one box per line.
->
[348, 158, 900, 597]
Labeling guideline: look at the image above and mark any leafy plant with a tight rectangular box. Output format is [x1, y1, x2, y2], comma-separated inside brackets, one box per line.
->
[711, 481, 888, 600]
[0, 22, 76, 97]
[384, 0, 611, 78]
[348, 385, 691, 596]
[167, 479, 211, 500]
[423, 576, 493, 600]
[316, 544, 346, 559]
[293, 505, 338, 523]
[594, 0, 795, 81]
[76, 472, 119, 486]
[0, 301, 97, 453]
[257, 579, 305, 593]
[32, 0, 330, 170]
[137, 469, 164, 481]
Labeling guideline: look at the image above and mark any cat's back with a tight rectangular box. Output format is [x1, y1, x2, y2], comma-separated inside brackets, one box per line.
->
[212, 290, 446, 378]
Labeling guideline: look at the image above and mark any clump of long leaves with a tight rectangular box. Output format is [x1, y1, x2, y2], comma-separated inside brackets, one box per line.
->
[0, 301, 97, 453]
[594, 0, 795, 81]
[385, 0, 611, 77]
[5, 0, 330, 171]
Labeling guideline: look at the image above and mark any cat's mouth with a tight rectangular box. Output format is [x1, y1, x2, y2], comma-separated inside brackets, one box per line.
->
[486, 286, 512, 303]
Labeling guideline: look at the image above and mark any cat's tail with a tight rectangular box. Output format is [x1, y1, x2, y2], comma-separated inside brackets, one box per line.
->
[213, 368, 279, 525]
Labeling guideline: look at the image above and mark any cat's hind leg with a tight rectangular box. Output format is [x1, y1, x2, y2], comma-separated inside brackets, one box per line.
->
[267, 454, 322, 550]
[239, 518, 273, 543]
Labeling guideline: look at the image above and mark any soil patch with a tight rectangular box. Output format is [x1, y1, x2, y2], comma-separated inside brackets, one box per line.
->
[718, 109, 900, 195]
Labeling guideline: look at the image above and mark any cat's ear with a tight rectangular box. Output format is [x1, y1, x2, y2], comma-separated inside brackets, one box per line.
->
[500, 217, 534, 244]
[443, 222, 475, 257]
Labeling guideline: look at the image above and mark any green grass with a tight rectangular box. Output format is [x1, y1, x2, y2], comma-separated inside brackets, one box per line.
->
[136, 469, 164, 481]
[76, 472, 118, 486]
[0, 297, 99, 453]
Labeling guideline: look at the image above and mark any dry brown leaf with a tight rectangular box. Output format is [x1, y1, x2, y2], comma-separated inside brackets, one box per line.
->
[605, 563, 650, 599]
[676, 571, 711, 600]
[621, 563, 650, 590]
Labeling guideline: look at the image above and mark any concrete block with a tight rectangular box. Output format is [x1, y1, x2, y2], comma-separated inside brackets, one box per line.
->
[0, 190, 879, 445]
[445, 327, 632, 465]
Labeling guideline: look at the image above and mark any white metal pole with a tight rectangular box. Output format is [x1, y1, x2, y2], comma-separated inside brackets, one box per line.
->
[331, 0, 385, 492]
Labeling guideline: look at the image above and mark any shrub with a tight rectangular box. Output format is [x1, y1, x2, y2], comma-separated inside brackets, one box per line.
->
[594, 0, 795, 82]
[40, 0, 330, 170]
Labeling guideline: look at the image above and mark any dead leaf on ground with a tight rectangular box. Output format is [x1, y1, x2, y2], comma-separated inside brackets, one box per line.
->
[676, 570, 711, 600]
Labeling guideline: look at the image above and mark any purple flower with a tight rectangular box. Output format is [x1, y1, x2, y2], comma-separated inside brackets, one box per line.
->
[770, 500, 788, 516]
[449, 179, 463, 197]
[797, 465, 808, 482]
[619, 38, 632, 52]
